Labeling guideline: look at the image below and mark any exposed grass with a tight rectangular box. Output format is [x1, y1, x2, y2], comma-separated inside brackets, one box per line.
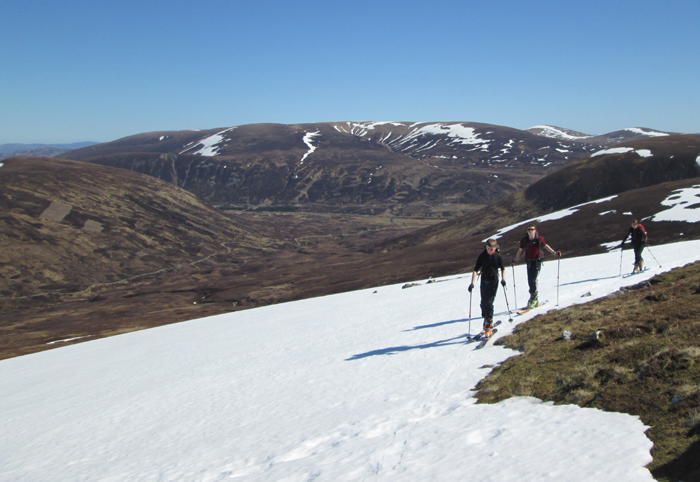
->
[479, 261, 700, 482]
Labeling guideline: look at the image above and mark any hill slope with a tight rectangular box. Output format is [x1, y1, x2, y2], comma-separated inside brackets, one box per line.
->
[0, 156, 270, 298]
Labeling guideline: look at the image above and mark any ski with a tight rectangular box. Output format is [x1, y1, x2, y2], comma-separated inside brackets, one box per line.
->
[513, 301, 548, 317]
[466, 320, 502, 343]
[475, 328, 498, 349]
[623, 268, 649, 278]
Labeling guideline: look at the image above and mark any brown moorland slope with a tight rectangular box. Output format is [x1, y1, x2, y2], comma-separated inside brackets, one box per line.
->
[524, 134, 700, 211]
[0, 156, 272, 298]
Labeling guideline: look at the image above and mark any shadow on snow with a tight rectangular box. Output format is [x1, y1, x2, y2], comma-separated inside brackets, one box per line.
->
[345, 334, 469, 361]
[559, 274, 620, 287]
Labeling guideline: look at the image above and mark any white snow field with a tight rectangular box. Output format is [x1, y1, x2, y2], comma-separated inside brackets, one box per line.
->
[3, 240, 700, 481]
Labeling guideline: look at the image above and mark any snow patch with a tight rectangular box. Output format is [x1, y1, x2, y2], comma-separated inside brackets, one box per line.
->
[344, 122, 405, 137]
[180, 127, 236, 156]
[489, 195, 617, 241]
[600, 241, 621, 251]
[591, 148, 653, 158]
[416, 124, 489, 146]
[529, 125, 592, 140]
[300, 131, 321, 165]
[651, 184, 700, 223]
[47, 336, 91, 345]
[625, 128, 669, 137]
[591, 147, 634, 157]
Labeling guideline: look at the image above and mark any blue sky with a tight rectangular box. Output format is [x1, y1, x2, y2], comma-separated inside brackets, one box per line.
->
[1, 0, 699, 144]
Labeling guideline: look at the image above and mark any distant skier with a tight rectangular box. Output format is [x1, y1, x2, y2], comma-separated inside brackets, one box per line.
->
[513, 224, 561, 308]
[621, 219, 647, 274]
[468, 239, 506, 337]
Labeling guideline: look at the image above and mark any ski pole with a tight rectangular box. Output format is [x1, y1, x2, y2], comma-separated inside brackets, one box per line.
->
[511, 263, 517, 311]
[646, 243, 662, 268]
[619, 243, 624, 277]
[468, 288, 473, 335]
[502, 282, 513, 322]
[556, 257, 561, 306]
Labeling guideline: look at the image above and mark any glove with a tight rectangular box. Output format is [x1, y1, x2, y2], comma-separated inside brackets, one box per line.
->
[468, 283, 474, 293]
[556, 251, 562, 258]
[501, 279, 506, 287]
[511, 259, 516, 265]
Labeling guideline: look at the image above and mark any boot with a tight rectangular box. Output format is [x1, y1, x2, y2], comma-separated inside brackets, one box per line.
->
[633, 263, 640, 274]
[483, 319, 493, 337]
[640, 260, 644, 271]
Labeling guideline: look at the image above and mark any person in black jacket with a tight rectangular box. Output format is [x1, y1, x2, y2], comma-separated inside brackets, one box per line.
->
[468, 239, 506, 336]
[621, 219, 648, 273]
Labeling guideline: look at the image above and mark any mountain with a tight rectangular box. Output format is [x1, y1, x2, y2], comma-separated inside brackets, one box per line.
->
[0, 142, 98, 154]
[0, 156, 271, 300]
[58, 122, 630, 217]
[0, 147, 73, 161]
[0, 142, 99, 161]
[0, 142, 100, 161]
[382, 134, 700, 250]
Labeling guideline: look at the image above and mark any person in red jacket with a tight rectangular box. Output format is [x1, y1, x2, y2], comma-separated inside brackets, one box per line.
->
[513, 224, 561, 308]
[621, 219, 648, 274]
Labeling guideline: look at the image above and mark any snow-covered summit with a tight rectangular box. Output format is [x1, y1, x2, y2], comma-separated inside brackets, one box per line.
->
[526, 125, 592, 141]
[624, 127, 670, 137]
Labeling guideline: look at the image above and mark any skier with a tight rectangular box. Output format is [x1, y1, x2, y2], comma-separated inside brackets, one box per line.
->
[621, 219, 647, 274]
[468, 239, 506, 337]
[513, 224, 561, 308]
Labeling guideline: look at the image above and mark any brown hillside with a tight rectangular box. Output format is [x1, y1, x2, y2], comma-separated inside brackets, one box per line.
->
[524, 134, 700, 211]
[0, 156, 271, 298]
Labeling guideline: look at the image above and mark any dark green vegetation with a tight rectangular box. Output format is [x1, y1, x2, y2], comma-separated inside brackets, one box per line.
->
[476, 262, 700, 482]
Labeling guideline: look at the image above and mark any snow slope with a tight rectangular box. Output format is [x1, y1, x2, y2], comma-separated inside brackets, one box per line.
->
[3, 241, 700, 481]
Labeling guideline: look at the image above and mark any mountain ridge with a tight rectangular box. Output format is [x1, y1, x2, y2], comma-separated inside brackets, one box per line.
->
[59, 122, 679, 217]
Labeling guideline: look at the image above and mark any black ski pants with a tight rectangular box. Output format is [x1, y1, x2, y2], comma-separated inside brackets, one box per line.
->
[480, 279, 498, 322]
[526, 258, 542, 299]
[633, 243, 645, 268]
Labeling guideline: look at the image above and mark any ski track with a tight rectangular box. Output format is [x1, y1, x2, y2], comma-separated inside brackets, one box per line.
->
[3, 242, 699, 480]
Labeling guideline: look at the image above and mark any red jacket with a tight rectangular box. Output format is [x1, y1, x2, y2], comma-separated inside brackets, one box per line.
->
[520, 234, 546, 260]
